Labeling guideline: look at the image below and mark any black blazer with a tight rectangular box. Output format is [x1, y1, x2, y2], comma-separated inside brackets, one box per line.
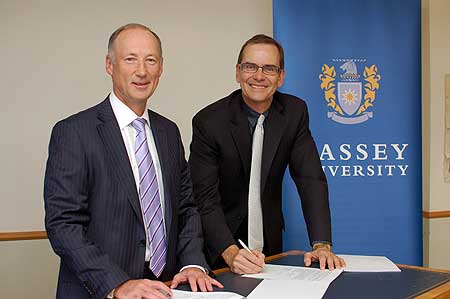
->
[189, 90, 331, 265]
[44, 98, 207, 299]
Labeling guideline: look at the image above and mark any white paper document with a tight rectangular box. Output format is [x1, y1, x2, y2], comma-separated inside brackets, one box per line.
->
[247, 279, 330, 299]
[243, 264, 343, 285]
[172, 289, 244, 299]
[337, 254, 401, 272]
[244, 264, 343, 299]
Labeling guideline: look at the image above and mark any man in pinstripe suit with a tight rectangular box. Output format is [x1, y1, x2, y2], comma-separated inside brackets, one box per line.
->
[44, 23, 222, 299]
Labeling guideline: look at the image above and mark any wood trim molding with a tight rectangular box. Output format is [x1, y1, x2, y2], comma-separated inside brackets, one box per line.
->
[0, 231, 47, 241]
[397, 264, 450, 274]
[414, 281, 450, 299]
[423, 210, 450, 219]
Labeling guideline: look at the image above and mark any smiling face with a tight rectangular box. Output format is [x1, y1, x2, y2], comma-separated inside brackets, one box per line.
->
[106, 27, 163, 116]
[236, 43, 285, 113]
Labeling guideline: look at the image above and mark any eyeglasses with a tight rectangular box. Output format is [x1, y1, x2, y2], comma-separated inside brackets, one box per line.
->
[239, 62, 282, 75]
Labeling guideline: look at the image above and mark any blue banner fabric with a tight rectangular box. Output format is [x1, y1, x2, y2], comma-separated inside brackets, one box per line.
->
[273, 0, 422, 265]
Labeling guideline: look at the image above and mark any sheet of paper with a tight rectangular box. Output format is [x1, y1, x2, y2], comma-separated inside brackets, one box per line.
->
[338, 254, 401, 272]
[247, 279, 329, 299]
[172, 289, 244, 299]
[243, 264, 342, 285]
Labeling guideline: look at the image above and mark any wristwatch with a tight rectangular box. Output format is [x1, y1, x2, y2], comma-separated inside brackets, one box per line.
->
[312, 243, 331, 251]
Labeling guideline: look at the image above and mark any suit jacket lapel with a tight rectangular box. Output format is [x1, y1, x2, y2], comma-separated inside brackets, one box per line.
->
[148, 111, 173, 239]
[261, 95, 287, 195]
[229, 93, 252, 179]
[96, 98, 144, 226]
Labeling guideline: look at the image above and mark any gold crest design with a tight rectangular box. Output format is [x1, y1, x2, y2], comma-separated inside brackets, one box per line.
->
[357, 65, 381, 115]
[319, 64, 344, 115]
[319, 60, 381, 124]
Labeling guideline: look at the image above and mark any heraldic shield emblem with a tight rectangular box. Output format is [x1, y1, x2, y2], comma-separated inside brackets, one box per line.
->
[319, 59, 381, 124]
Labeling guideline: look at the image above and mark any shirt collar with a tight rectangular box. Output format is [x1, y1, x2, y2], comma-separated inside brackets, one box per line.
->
[242, 98, 270, 118]
[109, 91, 150, 129]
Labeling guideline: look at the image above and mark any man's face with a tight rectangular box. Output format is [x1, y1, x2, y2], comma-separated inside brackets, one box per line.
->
[106, 27, 163, 112]
[236, 43, 285, 110]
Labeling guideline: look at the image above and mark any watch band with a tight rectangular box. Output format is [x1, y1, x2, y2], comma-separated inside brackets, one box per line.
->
[312, 243, 331, 251]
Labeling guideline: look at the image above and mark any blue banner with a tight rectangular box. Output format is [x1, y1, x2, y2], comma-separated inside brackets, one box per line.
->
[274, 0, 422, 265]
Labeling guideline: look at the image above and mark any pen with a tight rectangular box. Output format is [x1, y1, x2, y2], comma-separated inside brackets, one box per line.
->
[238, 239, 265, 268]
[159, 290, 172, 298]
[238, 239, 254, 255]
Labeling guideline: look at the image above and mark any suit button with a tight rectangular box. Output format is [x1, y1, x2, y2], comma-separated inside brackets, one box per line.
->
[139, 240, 146, 247]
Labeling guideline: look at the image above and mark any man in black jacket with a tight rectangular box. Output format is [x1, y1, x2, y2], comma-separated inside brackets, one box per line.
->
[189, 34, 345, 274]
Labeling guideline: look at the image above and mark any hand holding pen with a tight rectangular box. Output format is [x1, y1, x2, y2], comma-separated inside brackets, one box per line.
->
[221, 240, 265, 275]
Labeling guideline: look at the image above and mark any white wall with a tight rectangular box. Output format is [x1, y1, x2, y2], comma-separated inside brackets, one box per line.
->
[0, 1, 272, 297]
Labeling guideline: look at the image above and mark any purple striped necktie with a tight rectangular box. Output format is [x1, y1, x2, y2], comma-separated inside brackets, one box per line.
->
[131, 118, 166, 277]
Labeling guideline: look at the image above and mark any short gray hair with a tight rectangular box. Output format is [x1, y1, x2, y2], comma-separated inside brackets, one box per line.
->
[107, 23, 163, 63]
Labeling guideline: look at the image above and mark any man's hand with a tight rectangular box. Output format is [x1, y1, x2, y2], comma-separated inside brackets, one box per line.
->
[222, 245, 265, 274]
[170, 267, 224, 292]
[304, 246, 346, 270]
[114, 279, 172, 299]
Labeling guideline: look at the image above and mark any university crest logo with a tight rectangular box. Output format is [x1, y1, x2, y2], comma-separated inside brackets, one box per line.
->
[319, 59, 381, 124]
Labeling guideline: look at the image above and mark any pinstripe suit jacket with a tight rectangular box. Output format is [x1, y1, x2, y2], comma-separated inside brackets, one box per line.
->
[44, 98, 207, 299]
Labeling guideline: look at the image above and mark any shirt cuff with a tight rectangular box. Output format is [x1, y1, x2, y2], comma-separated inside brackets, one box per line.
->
[179, 265, 207, 274]
[107, 289, 115, 299]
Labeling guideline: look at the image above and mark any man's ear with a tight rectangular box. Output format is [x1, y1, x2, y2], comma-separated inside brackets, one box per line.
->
[235, 64, 240, 83]
[158, 57, 164, 77]
[106, 54, 113, 76]
[277, 69, 286, 88]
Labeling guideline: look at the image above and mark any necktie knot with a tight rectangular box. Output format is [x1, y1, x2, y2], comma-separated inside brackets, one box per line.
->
[131, 118, 146, 133]
[257, 114, 265, 127]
